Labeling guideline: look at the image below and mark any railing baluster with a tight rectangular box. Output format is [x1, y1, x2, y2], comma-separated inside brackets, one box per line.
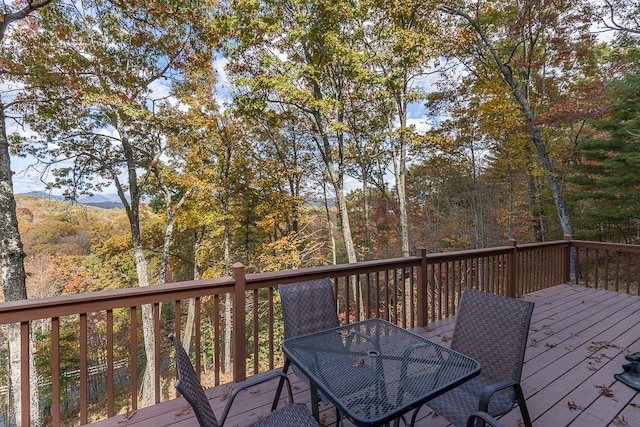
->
[107, 310, 114, 417]
[175, 300, 181, 342]
[195, 297, 202, 379]
[268, 287, 274, 370]
[154, 302, 161, 403]
[130, 306, 138, 410]
[80, 313, 88, 424]
[21, 321, 30, 426]
[214, 295, 220, 385]
[253, 289, 259, 374]
[52, 317, 61, 424]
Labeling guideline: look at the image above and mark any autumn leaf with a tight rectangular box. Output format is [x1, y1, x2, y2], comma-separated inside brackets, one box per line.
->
[595, 384, 614, 397]
[613, 415, 629, 425]
[567, 401, 584, 411]
[174, 406, 192, 416]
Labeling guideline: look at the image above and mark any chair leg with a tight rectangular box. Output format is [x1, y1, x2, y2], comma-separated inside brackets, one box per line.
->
[272, 357, 291, 412]
[514, 384, 533, 427]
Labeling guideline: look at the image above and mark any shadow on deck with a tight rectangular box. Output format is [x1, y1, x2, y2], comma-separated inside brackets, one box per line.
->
[90, 284, 640, 426]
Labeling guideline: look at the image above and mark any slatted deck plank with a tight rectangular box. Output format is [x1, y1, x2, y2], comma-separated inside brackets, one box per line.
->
[89, 284, 640, 427]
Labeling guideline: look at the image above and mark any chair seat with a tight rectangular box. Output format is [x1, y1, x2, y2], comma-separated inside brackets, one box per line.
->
[423, 377, 514, 426]
[250, 403, 318, 427]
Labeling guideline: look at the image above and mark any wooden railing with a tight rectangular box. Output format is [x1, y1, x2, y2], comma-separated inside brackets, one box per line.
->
[1, 238, 638, 425]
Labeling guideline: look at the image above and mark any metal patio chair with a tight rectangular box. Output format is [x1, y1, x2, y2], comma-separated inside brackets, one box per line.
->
[169, 333, 318, 427]
[407, 288, 534, 427]
[273, 278, 342, 409]
[274, 277, 379, 424]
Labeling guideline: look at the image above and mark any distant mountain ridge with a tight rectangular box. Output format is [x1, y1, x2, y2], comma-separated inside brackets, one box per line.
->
[18, 191, 124, 209]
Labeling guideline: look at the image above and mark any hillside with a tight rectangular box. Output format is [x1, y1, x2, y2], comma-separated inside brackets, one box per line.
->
[14, 195, 133, 299]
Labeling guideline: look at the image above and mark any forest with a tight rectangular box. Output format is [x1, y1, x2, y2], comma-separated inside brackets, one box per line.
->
[0, 0, 639, 424]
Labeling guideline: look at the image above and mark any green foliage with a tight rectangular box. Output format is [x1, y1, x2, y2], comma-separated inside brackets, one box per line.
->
[570, 48, 640, 242]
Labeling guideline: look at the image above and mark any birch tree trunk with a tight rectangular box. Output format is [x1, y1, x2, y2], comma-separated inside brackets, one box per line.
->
[1, 102, 40, 426]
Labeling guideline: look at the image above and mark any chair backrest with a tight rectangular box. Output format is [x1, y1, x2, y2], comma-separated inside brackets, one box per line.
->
[451, 288, 534, 387]
[278, 278, 340, 339]
[169, 334, 220, 427]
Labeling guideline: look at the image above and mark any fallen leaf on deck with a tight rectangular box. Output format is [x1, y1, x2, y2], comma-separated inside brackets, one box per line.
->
[249, 387, 260, 394]
[292, 383, 301, 389]
[595, 384, 614, 397]
[613, 415, 629, 425]
[587, 365, 597, 371]
[565, 346, 575, 352]
[352, 358, 365, 367]
[567, 401, 584, 411]
[570, 332, 580, 338]
[220, 385, 233, 401]
[530, 339, 538, 347]
[118, 409, 138, 423]
[175, 406, 192, 416]
[441, 335, 452, 342]
[545, 343, 557, 348]
[530, 326, 539, 332]
[544, 330, 555, 336]
[517, 419, 526, 427]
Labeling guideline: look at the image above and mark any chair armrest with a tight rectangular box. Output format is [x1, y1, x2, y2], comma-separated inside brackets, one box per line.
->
[467, 411, 505, 427]
[219, 372, 294, 426]
[479, 379, 517, 412]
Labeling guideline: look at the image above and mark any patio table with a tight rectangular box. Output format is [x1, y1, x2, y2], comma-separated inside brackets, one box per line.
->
[282, 318, 481, 426]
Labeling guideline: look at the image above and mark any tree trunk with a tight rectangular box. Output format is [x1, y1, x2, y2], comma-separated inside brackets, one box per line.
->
[223, 201, 232, 374]
[182, 227, 204, 353]
[392, 91, 410, 258]
[322, 181, 337, 265]
[115, 114, 155, 407]
[362, 169, 372, 261]
[1, 102, 41, 427]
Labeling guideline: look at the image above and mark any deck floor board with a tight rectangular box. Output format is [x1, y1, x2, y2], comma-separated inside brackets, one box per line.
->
[89, 284, 640, 427]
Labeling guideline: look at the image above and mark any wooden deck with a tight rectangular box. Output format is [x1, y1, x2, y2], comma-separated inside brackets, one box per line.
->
[90, 284, 640, 427]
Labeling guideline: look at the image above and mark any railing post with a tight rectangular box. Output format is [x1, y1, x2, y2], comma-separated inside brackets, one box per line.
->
[563, 235, 572, 283]
[507, 239, 517, 297]
[233, 263, 247, 382]
[416, 247, 428, 327]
